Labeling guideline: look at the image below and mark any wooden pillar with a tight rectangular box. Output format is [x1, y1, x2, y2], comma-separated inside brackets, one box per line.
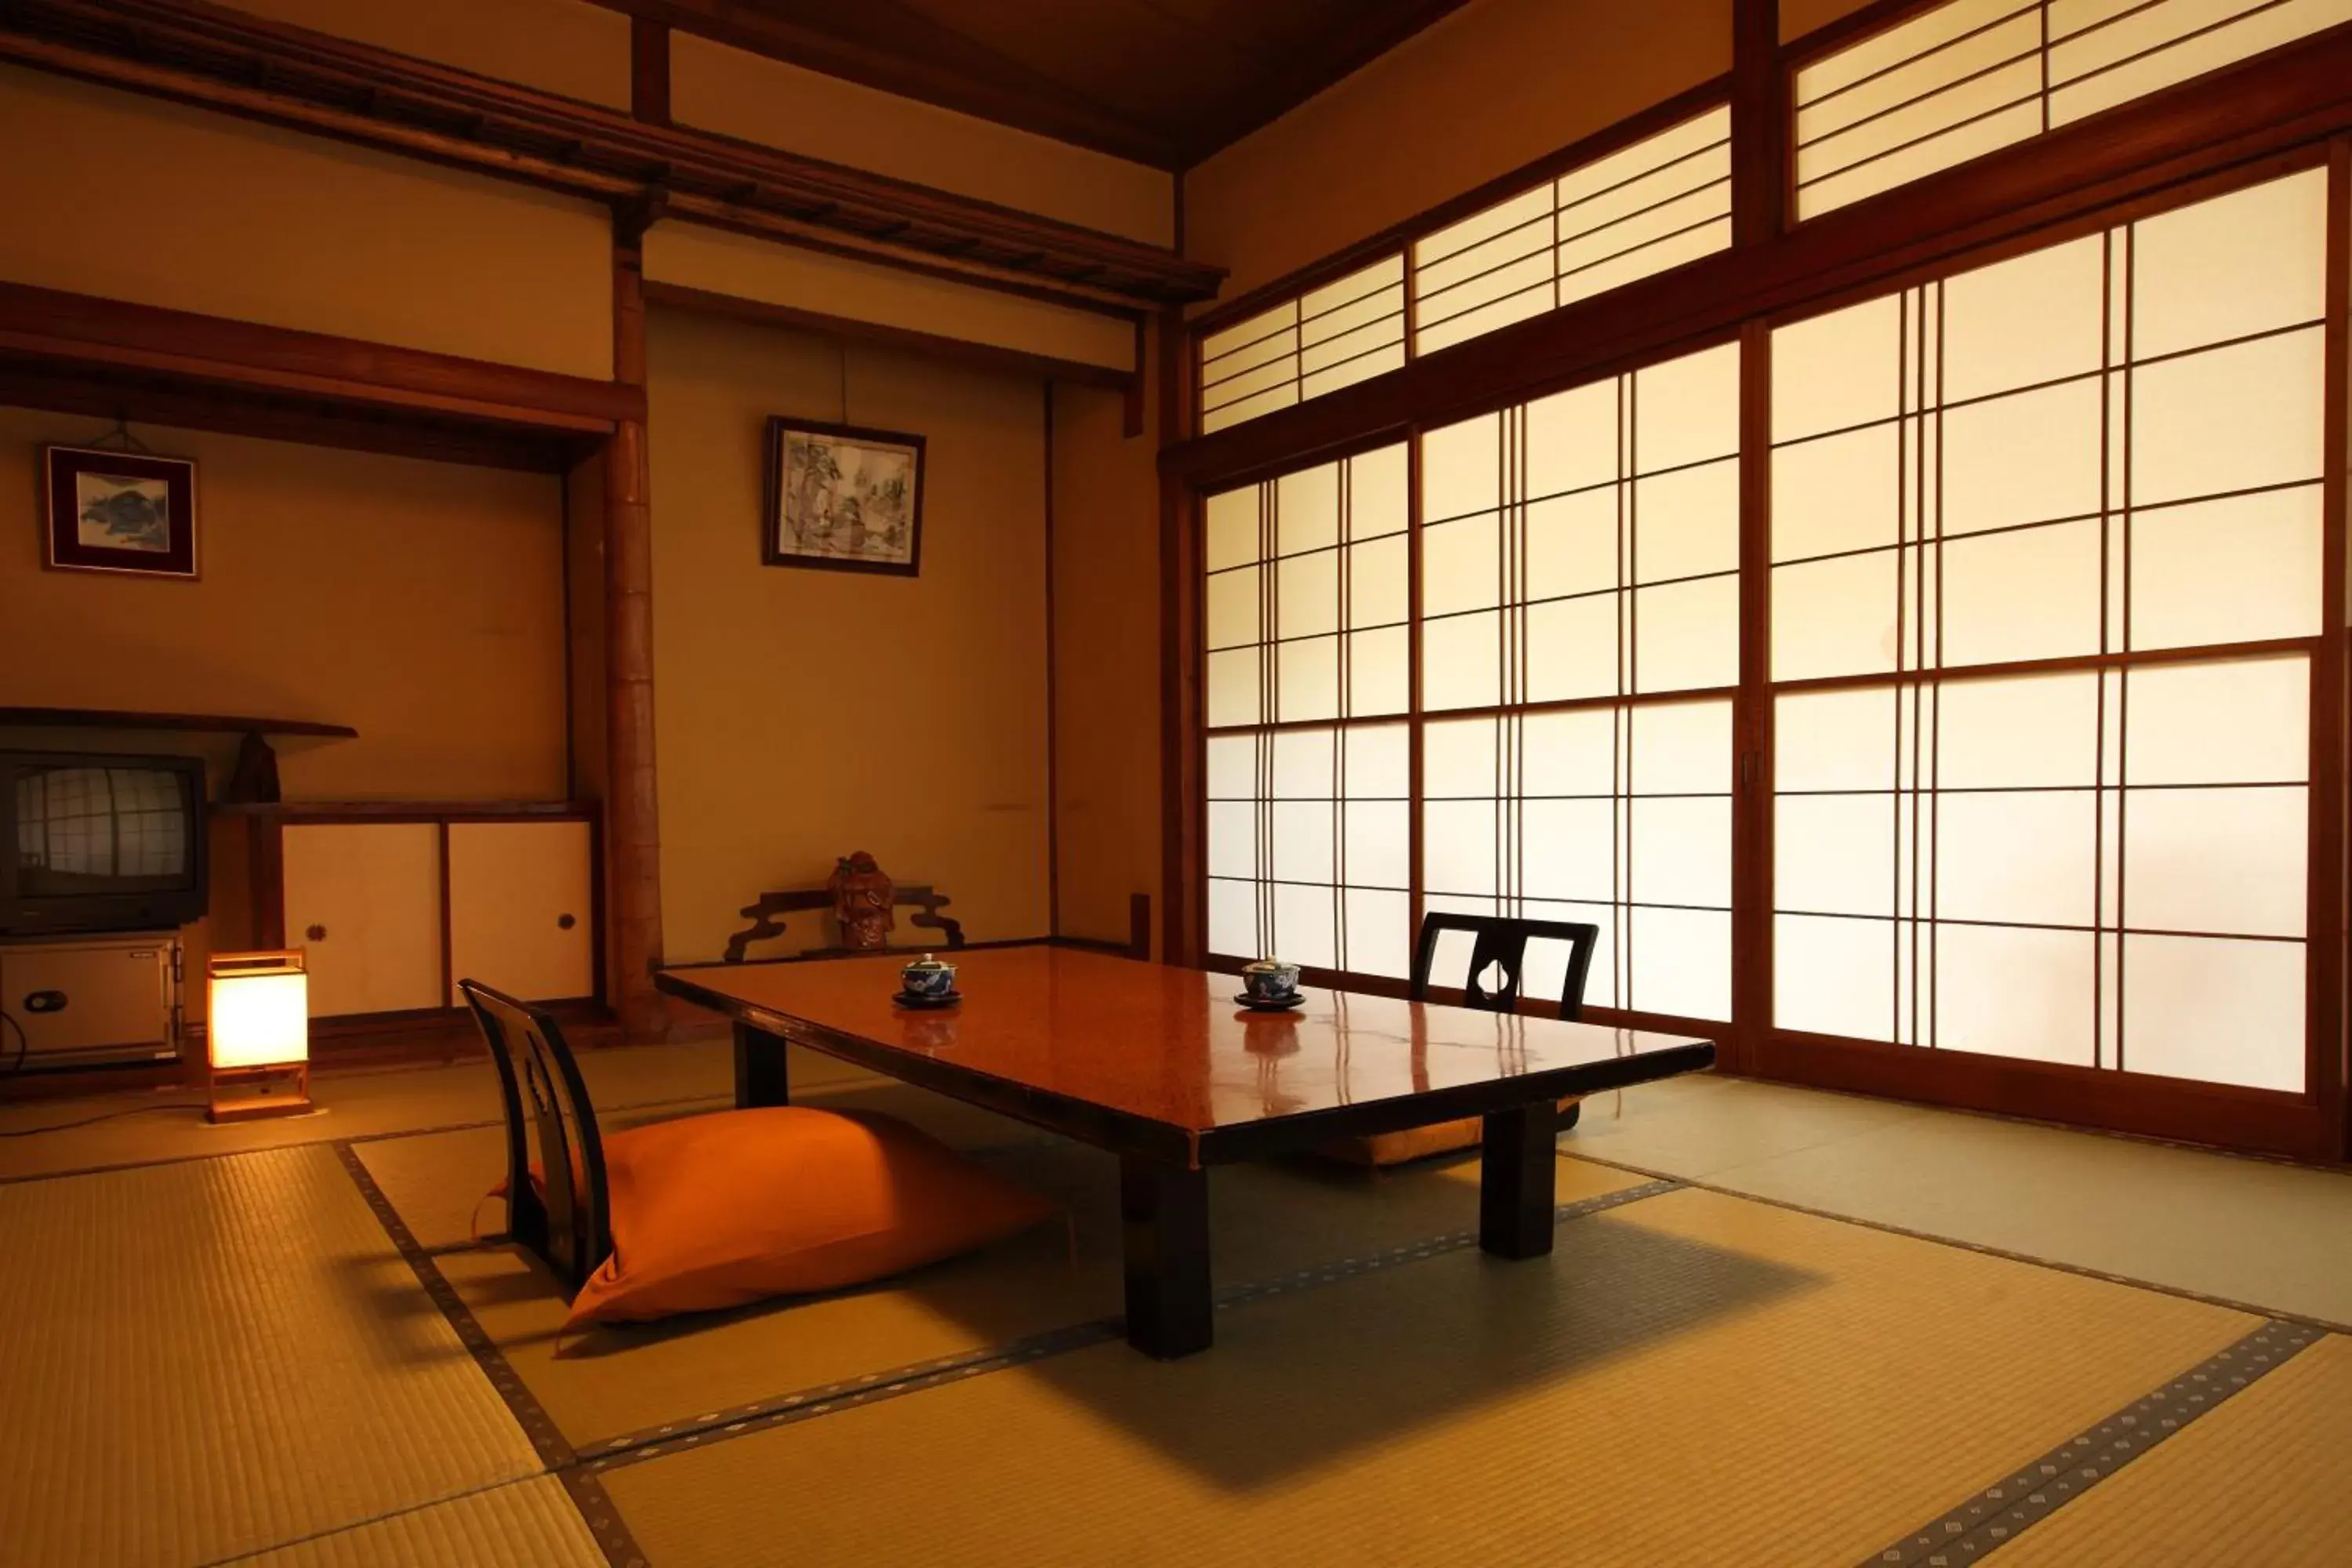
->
[606, 204, 666, 1036]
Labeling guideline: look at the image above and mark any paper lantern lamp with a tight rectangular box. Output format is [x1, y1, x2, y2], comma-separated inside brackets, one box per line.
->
[206, 950, 311, 1123]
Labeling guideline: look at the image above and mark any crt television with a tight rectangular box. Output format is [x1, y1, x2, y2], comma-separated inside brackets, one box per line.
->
[1, 750, 209, 935]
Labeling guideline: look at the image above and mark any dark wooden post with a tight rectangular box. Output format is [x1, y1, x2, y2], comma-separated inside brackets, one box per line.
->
[606, 201, 667, 1037]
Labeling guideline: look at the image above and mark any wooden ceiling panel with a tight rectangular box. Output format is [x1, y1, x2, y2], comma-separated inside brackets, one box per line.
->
[601, 0, 1480, 169]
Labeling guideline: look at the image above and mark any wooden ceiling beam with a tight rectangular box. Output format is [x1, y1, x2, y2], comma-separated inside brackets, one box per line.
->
[0, 0, 1224, 313]
[589, 0, 1182, 169]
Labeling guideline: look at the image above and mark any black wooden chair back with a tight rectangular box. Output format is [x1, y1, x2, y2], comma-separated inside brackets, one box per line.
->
[458, 979, 612, 1294]
[1410, 913, 1601, 1020]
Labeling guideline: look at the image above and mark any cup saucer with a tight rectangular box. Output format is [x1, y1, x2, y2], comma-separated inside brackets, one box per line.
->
[1232, 991, 1305, 1012]
[894, 989, 963, 1010]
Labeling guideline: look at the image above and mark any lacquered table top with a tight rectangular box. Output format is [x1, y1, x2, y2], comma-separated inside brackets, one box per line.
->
[656, 946, 1713, 1150]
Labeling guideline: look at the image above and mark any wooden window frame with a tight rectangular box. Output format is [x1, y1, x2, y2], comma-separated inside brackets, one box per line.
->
[1163, 4, 2351, 1162]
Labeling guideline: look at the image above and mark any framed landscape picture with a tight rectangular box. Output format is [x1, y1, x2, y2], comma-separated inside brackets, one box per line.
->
[42, 445, 199, 580]
[762, 417, 926, 577]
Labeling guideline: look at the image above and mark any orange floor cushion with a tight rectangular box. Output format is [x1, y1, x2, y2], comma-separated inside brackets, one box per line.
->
[1316, 1096, 1583, 1168]
[561, 1106, 1057, 1330]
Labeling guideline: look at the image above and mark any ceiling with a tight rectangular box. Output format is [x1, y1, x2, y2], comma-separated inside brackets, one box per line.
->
[615, 0, 1479, 172]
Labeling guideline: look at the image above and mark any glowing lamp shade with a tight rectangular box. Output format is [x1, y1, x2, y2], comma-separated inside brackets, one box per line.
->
[209, 965, 308, 1068]
[205, 952, 311, 1121]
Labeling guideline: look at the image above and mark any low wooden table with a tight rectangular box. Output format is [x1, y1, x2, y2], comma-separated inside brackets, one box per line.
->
[654, 946, 1715, 1359]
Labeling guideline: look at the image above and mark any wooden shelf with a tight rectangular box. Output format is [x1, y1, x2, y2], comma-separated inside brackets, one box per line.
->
[212, 800, 595, 818]
[0, 707, 357, 739]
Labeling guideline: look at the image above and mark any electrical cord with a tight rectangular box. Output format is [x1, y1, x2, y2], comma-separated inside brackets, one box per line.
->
[0, 1102, 209, 1138]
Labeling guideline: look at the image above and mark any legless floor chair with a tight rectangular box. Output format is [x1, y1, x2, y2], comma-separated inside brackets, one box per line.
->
[459, 980, 1055, 1331]
[1316, 913, 1598, 1167]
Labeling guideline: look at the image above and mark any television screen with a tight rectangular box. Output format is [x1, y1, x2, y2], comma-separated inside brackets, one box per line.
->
[14, 764, 194, 898]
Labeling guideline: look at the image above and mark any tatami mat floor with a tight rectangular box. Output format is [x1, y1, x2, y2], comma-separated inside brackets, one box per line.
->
[3, 1044, 2349, 1565]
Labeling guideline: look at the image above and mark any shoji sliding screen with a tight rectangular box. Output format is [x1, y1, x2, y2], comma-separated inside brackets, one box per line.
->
[1767, 168, 2331, 1091]
[1203, 345, 1742, 1028]
[1205, 445, 1414, 978]
[1417, 344, 1740, 1021]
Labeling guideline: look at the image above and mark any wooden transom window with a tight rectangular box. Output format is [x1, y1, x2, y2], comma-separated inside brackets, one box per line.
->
[1795, 0, 2352, 219]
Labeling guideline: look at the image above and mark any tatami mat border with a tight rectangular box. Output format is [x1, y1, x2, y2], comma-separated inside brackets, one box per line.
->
[1862, 1319, 2329, 1566]
[578, 1178, 1684, 1474]
[0, 1092, 733, 1187]
[1569, 1152, 2352, 1337]
[333, 1142, 652, 1568]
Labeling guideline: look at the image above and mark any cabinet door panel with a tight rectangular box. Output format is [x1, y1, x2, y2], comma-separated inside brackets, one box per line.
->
[282, 823, 444, 1018]
[447, 820, 593, 1004]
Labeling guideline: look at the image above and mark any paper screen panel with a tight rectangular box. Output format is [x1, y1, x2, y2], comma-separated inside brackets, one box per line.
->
[1349, 628, 1410, 716]
[1523, 798, 1617, 902]
[1777, 792, 1896, 916]
[2123, 655, 2309, 785]
[1421, 716, 1499, 799]
[2120, 933, 2304, 1090]
[1631, 699, 1733, 793]
[2130, 328, 2325, 506]
[1936, 671, 2101, 786]
[1772, 551, 1900, 681]
[1207, 877, 1258, 958]
[1774, 424, 1902, 562]
[1523, 708, 1618, 795]
[1277, 638, 1339, 721]
[2122, 785, 2307, 938]
[1633, 460, 1739, 583]
[1777, 913, 1896, 1039]
[1524, 596, 1619, 702]
[1422, 413, 1500, 522]
[1773, 293, 1903, 441]
[1940, 234, 2107, 401]
[1628, 906, 1732, 1020]
[2129, 488, 2322, 650]
[1630, 797, 1732, 907]
[1939, 379, 2103, 537]
[1933, 789, 2099, 926]
[1422, 798, 1499, 898]
[1422, 611, 1503, 711]
[1525, 489, 1619, 600]
[1634, 575, 1740, 693]
[1421, 512, 1502, 615]
[1205, 565, 1259, 649]
[2127, 167, 2328, 358]
[1777, 687, 1898, 791]
[1205, 648, 1261, 727]
[1277, 549, 1340, 638]
[1525, 379, 1620, 498]
[1272, 881, 1337, 970]
[1203, 485, 1259, 572]
[1938, 520, 2104, 667]
[1935, 922, 2098, 1065]
[1269, 800, 1336, 885]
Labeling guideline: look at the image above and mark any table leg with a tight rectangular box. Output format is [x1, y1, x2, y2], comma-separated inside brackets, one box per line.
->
[733, 1021, 791, 1109]
[1479, 1099, 1559, 1260]
[1120, 1155, 1212, 1359]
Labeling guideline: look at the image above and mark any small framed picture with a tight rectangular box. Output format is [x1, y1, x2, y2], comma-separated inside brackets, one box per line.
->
[762, 417, 926, 578]
[43, 445, 199, 579]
